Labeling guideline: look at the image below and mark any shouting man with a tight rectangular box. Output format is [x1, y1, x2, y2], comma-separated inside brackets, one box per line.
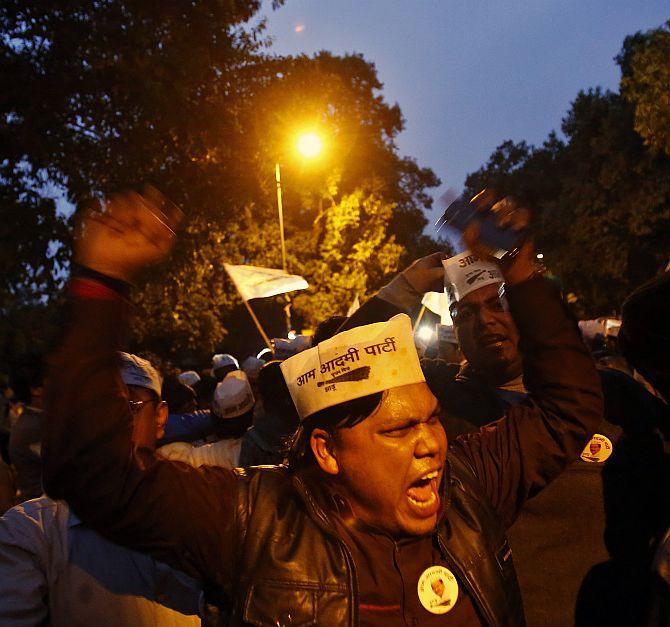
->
[43, 190, 602, 626]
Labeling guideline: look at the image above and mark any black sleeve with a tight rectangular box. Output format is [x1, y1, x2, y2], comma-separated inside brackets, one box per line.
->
[43, 284, 243, 593]
[452, 277, 604, 528]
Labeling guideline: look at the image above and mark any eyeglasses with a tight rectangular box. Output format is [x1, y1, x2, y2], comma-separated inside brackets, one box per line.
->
[128, 399, 156, 415]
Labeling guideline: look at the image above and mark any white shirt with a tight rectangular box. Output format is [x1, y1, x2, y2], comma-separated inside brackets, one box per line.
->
[0, 497, 202, 626]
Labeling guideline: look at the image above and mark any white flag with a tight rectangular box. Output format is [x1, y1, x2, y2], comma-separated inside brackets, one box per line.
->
[421, 291, 453, 325]
[346, 292, 360, 317]
[224, 264, 309, 301]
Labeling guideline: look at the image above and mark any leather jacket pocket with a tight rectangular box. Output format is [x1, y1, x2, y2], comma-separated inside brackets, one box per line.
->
[243, 582, 317, 626]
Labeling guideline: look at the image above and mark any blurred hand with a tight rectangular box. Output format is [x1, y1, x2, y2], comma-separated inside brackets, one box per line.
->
[401, 252, 449, 294]
[75, 188, 181, 282]
[464, 189, 536, 286]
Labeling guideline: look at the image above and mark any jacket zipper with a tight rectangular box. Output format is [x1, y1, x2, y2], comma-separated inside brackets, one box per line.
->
[392, 541, 408, 626]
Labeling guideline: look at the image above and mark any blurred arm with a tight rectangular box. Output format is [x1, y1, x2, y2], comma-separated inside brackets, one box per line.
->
[42, 279, 241, 591]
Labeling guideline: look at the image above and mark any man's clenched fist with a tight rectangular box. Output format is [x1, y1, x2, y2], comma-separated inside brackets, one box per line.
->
[75, 188, 182, 282]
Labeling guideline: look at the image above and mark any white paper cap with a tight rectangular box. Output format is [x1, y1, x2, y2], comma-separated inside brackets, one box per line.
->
[212, 371, 255, 419]
[119, 352, 162, 398]
[280, 314, 425, 420]
[177, 370, 201, 388]
[442, 251, 504, 303]
[212, 353, 239, 371]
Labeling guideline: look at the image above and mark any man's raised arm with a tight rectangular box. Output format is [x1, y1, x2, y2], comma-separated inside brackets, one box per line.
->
[450, 192, 603, 527]
[344, 190, 603, 529]
[42, 192, 240, 591]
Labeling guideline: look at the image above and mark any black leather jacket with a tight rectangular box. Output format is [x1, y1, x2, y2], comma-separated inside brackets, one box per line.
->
[43, 275, 603, 627]
[232, 451, 520, 626]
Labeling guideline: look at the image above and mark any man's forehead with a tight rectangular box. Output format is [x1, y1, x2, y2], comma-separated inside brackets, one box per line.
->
[369, 383, 438, 424]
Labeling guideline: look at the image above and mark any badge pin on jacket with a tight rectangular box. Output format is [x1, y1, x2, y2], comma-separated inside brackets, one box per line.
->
[580, 434, 613, 463]
[417, 565, 459, 614]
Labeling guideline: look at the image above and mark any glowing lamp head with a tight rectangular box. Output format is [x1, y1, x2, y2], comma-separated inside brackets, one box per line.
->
[296, 132, 323, 159]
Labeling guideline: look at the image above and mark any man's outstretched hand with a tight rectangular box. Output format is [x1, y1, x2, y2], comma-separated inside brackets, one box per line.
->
[75, 189, 182, 282]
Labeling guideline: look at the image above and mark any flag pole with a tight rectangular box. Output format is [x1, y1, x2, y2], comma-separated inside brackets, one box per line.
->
[242, 299, 273, 350]
[413, 304, 427, 331]
[275, 162, 292, 334]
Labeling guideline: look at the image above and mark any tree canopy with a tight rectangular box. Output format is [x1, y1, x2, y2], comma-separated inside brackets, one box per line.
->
[1, 0, 440, 366]
[619, 20, 670, 156]
[464, 23, 670, 317]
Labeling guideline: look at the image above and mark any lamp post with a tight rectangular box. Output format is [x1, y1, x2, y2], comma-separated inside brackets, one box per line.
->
[275, 161, 288, 275]
[274, 131, 323, 335]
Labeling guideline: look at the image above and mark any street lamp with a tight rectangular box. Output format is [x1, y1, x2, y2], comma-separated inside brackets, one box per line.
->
[275, 130, 323, 333]
[296, 132, 323, 159]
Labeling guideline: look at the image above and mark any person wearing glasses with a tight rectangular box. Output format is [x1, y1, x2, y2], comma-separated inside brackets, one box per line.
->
[0, 352, 203, 627]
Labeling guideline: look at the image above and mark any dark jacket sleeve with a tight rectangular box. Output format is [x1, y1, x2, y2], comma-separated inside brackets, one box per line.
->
[42, 283, 241, 592]
[451, 277, 604, 528]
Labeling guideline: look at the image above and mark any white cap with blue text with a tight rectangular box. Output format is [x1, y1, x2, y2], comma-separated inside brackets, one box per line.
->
[443, 251, 503, 303]
[281, 314, 425, 420]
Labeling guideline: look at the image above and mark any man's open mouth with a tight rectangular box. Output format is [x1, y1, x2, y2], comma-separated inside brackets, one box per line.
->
[478, 333, 507, 349]
[406, 469, 441, 517]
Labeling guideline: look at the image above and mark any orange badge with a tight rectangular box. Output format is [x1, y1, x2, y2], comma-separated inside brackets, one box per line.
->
[580, 434, 613, 463]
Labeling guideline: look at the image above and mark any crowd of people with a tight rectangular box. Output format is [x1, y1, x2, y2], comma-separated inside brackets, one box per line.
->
[0, 189, 667, 626]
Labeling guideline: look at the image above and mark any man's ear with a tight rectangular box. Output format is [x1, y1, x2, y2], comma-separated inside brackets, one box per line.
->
[310, 428, 339, 475]
[155, 401, 169, 440]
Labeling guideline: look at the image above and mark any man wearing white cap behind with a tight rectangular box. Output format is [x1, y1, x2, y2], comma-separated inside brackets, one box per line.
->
[42, 188, 602, 626]
[177, 370, 201, 389]
[159, 371, 255, 469]
[211, 353, 239, 381]
[443, 252, 520, 386]
[363, 248, 527, 436]
[0, 351, 203, 626]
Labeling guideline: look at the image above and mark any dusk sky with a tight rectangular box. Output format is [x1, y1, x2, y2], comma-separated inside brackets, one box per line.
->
[262, 1, 669, 224]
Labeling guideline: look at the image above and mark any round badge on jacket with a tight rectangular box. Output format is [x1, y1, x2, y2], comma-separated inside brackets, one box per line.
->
[417, 565, 459, 614]
[579, 433, 613, 463]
